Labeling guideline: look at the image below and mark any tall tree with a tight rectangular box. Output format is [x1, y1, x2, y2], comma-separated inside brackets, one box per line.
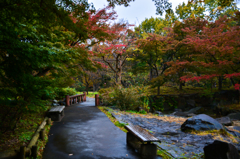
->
[135, 17, 174, 37]
[0, 1, 120, 110]
[171, 11, 240, 90]
[164, 17, 208, 89]
[93, 23, 134, 85]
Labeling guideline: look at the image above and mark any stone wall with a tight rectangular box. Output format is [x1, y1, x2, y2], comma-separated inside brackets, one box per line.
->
[150, 90, 239, 113]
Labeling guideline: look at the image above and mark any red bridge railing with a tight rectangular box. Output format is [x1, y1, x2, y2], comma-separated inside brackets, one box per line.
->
[65, 92, 86, 106]
[66, 92, 101, 107]
[95, 94, 100, 106]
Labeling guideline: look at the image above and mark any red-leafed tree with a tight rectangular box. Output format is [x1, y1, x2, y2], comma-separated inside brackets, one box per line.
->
[162, 17, 208, 90]
[93, 23, 135, 85]
[68, 6, 121, 86]
[70, 6, 117, 48]
[171, 11, 240, 90]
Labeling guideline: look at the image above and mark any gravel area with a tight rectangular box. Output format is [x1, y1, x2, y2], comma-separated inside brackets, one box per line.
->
[108, 108, 240, 158]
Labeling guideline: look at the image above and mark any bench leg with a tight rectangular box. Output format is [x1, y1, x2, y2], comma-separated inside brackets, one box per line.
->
[50, 112, 61, 121]
[61, 110, 64, 116]
[140, 143, 157, 158]
[126, 132, 138, 144]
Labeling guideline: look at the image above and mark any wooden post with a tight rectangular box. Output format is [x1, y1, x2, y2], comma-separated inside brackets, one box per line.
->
[47, 118, 51, 125]
[79, 95, 81, 103]
[66, 95, 70, 106]
[31, 145, 38, 158]
[83, 92, 86, 101]
[95, 94, 99, 106]
[20, 146, 26, 159]
[40, 128, 46, 141]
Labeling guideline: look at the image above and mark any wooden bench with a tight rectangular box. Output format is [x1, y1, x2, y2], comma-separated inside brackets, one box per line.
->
[49, 106, 65, 121]
[125, 124, 160, 158]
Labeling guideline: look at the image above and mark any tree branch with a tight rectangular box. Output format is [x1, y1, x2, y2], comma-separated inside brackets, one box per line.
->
[102, 56, 117, 73]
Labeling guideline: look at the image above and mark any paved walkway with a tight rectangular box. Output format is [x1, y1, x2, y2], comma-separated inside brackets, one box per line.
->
[43, 98, 144, 159]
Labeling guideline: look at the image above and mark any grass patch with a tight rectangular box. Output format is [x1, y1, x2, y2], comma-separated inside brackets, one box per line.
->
[80, 91, 98, 98]
[189, 129, 239, 143]
[125, 110, 147, 114]
[98, 106, 128, 133]
[157, 149, 173, 159]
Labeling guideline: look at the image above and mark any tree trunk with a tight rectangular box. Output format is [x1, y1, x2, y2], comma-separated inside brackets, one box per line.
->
[116, 72, 122, 85]
[230, 77, 235, 86]
[116, 59, 122, 85]
[115, 73, 118, 84]
[179, 82, 183, 90]
[157, 86, 160, 95]
[218, 76, 222, 91]
[150, 69, 153, 81]
[149, 54, 153, 81]
[86, 85, 89, 95]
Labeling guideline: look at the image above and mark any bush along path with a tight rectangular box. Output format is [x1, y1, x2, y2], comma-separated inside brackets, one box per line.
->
[102, 107, 240, 158]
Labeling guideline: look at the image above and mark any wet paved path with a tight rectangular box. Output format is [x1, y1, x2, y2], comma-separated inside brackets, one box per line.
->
[43, 98, 142, 159]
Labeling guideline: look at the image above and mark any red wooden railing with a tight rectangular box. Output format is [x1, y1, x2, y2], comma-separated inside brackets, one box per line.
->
[65, 92, 86, 106]
[95, 94, 100, 106]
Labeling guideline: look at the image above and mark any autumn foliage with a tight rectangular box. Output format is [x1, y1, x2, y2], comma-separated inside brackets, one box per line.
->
[166, 11, 240, 89]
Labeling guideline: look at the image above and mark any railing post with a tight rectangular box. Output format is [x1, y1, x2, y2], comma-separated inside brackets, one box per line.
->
[95, 94, 99, 106]
[83, 92, 86, 101]
[66, 95, 70, 106]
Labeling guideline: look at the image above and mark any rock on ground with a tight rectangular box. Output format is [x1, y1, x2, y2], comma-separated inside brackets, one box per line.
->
[204, 140, 240, 159]
[228, 113, 240, 120]
[181, 114, 224, 131]
[216, 116, 232, 126]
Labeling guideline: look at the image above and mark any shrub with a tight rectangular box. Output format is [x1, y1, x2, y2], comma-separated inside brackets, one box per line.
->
[99, 85, 150, 111]
[98, 87, 115, 106]
[112, 85, 141, 110]
[55, 87, 79, 99]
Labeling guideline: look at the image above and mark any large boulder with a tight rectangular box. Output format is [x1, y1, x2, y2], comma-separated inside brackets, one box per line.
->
[216, 116, 232, 126]
[181, 114, 224, 131]
[204, 140, 240, 159]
